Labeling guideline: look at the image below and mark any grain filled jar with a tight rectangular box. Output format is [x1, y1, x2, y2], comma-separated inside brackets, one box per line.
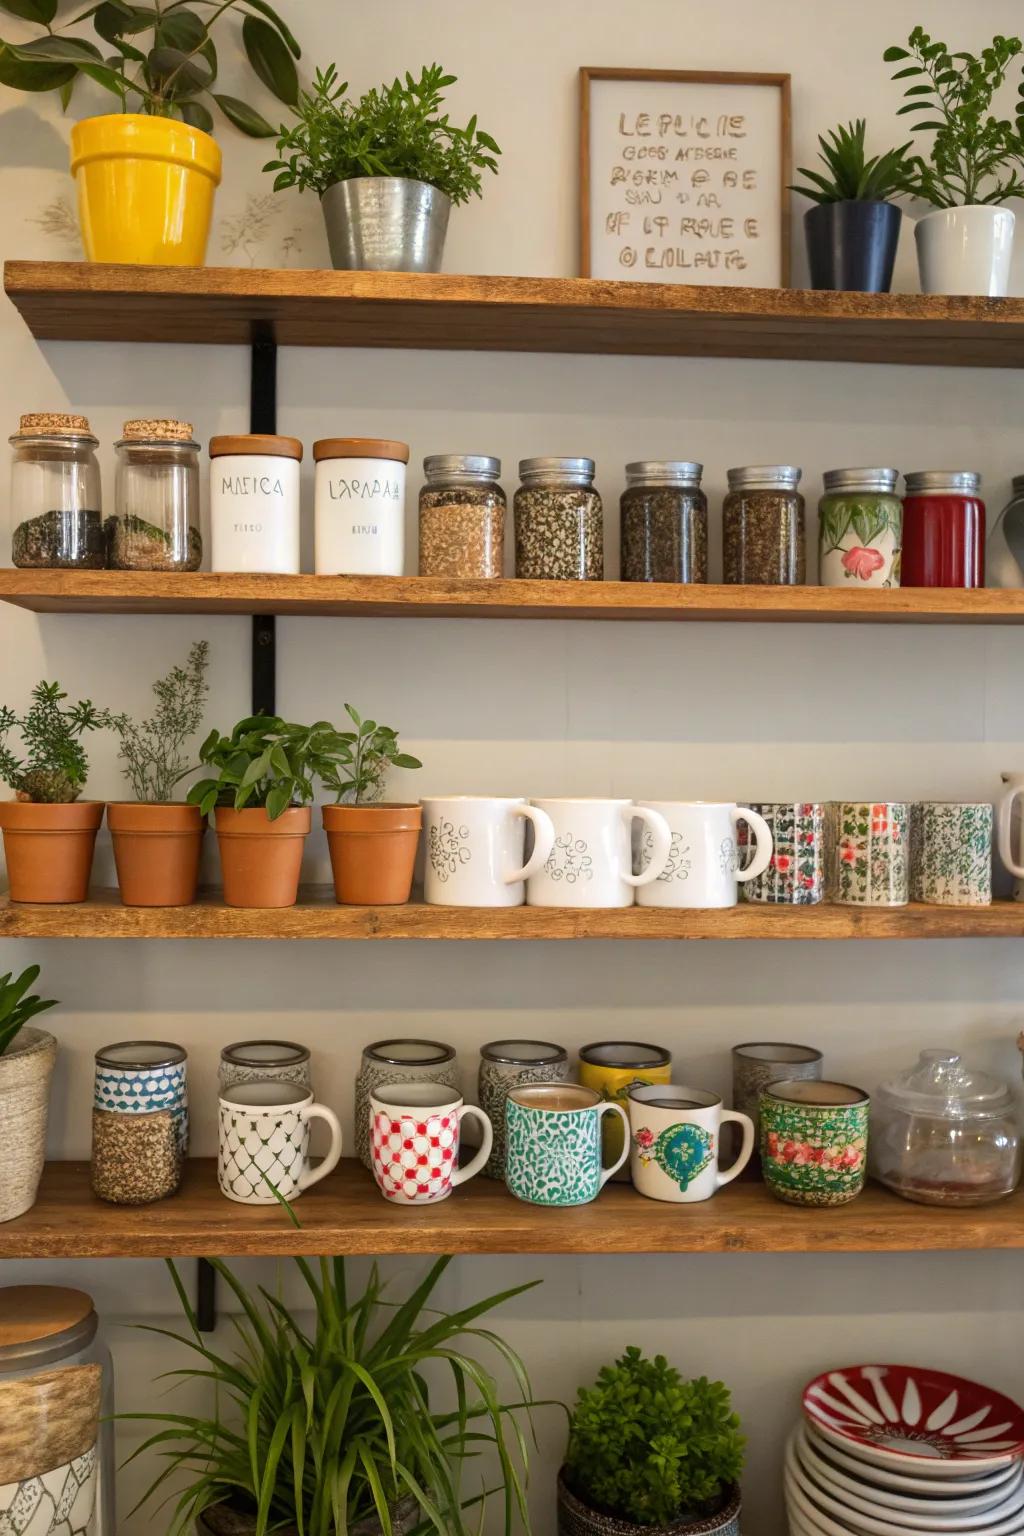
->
[314, 437, 408, 575]
[209, 434, 302, 574]
[109, 418, 201, 570]
[91, 1040, 188, 1205]
[419, 454, 505, 577]
[620, 461, 707, 582]
[723, 465, 805, 585]
[818, 467, 902, 588]
[902, 470, 984, 588]
[9, 413, 104, 569]
[514, 457, 603, 580]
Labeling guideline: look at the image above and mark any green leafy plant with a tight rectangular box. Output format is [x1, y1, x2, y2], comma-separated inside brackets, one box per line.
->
[564, 1346, 744, 1527]
[319, 704, 422, 806]
[101, 641, 209, 803]
[884, 28, 1024, 205]
[265, 62, 501, 202]
[0, 680, 102, 803]
[126, 1250, 541, 1536]
[0, 965, 57, 1055]
[0, 0, 302, 138]
[791, 120, 912, 203]
[188, 714, 346, 820]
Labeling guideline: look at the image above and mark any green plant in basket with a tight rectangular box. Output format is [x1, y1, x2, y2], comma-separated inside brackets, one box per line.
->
[0, 965, 57, 1055]
[790, 120, 912, 203]
[319, 704, 422, 806]
[0, 680, 103, 802]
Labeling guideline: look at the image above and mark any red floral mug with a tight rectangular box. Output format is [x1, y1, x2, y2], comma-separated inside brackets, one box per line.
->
[369, 1082, 492, 1204]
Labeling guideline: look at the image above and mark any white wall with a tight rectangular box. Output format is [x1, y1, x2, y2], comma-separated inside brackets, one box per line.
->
[3, 2, 1024, 1532]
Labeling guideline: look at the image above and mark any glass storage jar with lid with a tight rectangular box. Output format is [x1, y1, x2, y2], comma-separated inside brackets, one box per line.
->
[901, 469, 984, 588]
[620, 461, 708, 583]
[419, 454, 506, 577]
[723, 464, 805, 584]
[870, 1049, 1021, 1206]
[109, 418, 201, 570]
[514, 457, 603, 580]
[9, 412, 104, 568]
[818, 467, 902, 588]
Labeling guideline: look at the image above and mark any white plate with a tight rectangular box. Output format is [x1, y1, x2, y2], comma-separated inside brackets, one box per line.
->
[804, 1424, 1023, 1498]
[807, 1416, 1022, 1479]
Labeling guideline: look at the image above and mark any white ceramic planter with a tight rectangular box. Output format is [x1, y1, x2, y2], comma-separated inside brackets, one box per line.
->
[0, 1026, 57, 1222]
[915, 206, 1015, 297]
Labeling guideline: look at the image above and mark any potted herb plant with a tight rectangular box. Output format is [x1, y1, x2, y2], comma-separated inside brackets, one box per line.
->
[126, 1252, 539, 1536]
[558, 1347, 744, 1536]
[791, 121, 911, 292]
[885, 28, 1024, 296]
[319, 703, 422, 905]
[0, 965, 57, 1224]
[0, 680, 103, 903]
[101, 641, 210, 907]
[265, 62, 501, 272]
[0, 0, 301, 265]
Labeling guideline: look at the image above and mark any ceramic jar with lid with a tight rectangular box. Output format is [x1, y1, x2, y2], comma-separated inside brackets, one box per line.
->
[514, 457, 603, 579]
[620, 461, 707, 583]
[91, 1040, 188, 1205]
[901, 470, 985, 588]
[219, 1039, 312, 1092]
[870, 1049, 1021, 1206]
[354, 1038, 459, 1169]
[9, 412, 104, 569]
[419, 454, 505, 577]
[723, 465, 805, 585]
[818, 467, 902, 588]
[109, 418, 201, 570]
[478, 1039, 571, 1178]
[209, 433, 302, 574]
[314, 437, 409, 575]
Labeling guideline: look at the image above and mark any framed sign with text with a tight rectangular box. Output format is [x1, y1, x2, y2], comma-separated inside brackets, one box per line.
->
[580, 67, 791, 286]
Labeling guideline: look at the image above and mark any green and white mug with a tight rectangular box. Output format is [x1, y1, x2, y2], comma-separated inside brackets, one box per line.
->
[504, 1083, 628, 1206]
[628, 1084, 754, 1204]
[760, 1079, 869, 1208]
[910, 801, 992, 906]
[827, 802, 908, 906]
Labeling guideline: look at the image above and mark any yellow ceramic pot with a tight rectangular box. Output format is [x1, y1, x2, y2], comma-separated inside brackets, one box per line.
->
[579, 1042, 672, 1176]
[70, 114, 222, 265]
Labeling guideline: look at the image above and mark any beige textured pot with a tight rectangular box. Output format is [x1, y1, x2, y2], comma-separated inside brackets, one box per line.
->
[0, 1026, 57, 1221]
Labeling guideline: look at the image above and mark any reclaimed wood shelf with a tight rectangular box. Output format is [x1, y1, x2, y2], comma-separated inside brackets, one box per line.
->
[8, 261, 1024, 366]
[2, 570, 1024, 623]
[6, 1161, 1022, 1258]
[1, 889, 1021, 940]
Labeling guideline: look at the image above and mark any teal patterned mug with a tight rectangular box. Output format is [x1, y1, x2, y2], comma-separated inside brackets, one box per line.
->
[504, 1083, 629, 1206]
[760, 1079, 869, 1207]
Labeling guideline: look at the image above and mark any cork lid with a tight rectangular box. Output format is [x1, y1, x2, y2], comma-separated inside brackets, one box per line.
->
[122, 418, 194, 442]
[313, 437, 410, 464]
[0, 1287, 94, 1349]
[209, 434, 303, 461]
[15, 412, 92, 437]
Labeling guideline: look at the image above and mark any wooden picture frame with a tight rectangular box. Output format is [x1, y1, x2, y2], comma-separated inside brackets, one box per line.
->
[580, 67, 791, 287]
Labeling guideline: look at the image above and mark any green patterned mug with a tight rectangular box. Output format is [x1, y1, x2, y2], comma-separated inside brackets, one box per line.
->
[760, 1079, 869, 1207]
[505, 1083, 629, 1206]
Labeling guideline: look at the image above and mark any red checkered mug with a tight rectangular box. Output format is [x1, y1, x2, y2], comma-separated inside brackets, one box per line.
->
[369, 1082, 493, 1204]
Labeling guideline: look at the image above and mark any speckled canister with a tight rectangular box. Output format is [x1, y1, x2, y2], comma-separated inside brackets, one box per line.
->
[354, 1039, 458, 1169]
[479, 1039, 571, 1178]
[514, 458, 603, 580]
[732, 1041, 823, 1142]
[91, 1040, 187, 1205]
[910, 802, 992, 906]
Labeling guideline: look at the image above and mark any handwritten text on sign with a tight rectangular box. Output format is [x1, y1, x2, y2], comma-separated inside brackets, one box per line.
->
[586, 78, 784, 286]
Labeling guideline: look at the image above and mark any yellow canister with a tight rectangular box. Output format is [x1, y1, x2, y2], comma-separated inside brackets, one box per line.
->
[579, 1041, 672, 1176]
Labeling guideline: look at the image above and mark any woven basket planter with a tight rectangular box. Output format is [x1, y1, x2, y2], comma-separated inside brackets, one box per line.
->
[0, 1026, 57, 1222]
[556, 1471, 741, 1536]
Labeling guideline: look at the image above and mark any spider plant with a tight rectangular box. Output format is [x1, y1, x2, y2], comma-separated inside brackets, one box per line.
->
[125, 1250, 544, 1536]
[0, 964, 57, 1055]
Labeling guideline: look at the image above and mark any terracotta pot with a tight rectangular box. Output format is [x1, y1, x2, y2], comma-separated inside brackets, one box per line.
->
[107, 802, 205, 907]
[556, 1472, 741, 1536]
[0, 800, 103, 903]
[0, 1026, 56, 1222]
[322, 803, 421, 905]
[214, 806, 311, 908]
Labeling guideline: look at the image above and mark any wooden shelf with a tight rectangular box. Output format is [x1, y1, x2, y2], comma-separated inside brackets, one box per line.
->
[8, 261, 1024, 366]
[5, 1161, 1021, 1258]
[1, 889, 1021, 940]
[2, 570, 1024, 623]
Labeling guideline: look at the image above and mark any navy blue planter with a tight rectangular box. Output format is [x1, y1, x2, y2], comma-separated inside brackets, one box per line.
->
[804, 200, 902, 292]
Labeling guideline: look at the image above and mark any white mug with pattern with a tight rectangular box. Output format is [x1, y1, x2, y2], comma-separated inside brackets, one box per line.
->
[526, 798, 672, 908]
[370, 1082, 492, 1204]
[827, 802, 908, 906]
[628, 1084, 754, 1204]
[218, 1082, 343, 1205]
[635, 801, 773, 909]
[422, 796, 555, 907]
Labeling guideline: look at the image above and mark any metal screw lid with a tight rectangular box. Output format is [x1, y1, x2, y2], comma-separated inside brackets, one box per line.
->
[904, 470, 981, 495]
[518, 456, 595, 487]
[727, 465, 802, 492]
[823, 467, 899, 495]
[625, 461, 703, 488]
[424, 454, 501, 483]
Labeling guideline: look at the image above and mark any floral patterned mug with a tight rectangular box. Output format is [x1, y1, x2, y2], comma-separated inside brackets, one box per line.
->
[827, 802, 908, 906]
[912, 801, 992, 907]
[760, 1079, 869, 1207]
[628, 1085, 754, 1204]
[740, 803, 824, 905]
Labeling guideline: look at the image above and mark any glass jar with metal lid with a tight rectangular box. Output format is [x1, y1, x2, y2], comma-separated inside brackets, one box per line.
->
[418, 454, 506, 578]
[818, 466, 902, 588]
[723, 465, 804, 585]
[870, 1049, 1021, 1206]
[514, 456, 603, 580]
[902, 469, 985, 588]
[620, 461, 707, 583]
[108, 418, 201, 570]
[9, 412, 104, 569]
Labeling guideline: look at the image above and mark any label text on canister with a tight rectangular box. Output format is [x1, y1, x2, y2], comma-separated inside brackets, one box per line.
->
[328, 477, 402, 501]
[210, 453, 301, 575]
[220, 474, 285, 497]
[314, 456, 407, 576]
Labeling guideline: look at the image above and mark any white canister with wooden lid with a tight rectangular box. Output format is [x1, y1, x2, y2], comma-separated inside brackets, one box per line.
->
[209, 433, 303, 574]
[313, 437, 409, 576]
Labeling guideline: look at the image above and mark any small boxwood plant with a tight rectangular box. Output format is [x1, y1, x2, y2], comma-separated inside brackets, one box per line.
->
[188, 714, 344, 821]
[319, 703, 421, 805]
[102, 641, 210, 803]
[0, 965, 57, 1055]
[0, 680, 103, 803]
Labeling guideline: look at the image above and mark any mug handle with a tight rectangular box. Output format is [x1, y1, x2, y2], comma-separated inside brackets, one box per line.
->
[451, 1105, 494, 1185]
[506, 804, 556, 883]
[597, 1102, 631, 1187]
[623, 805, 672, 888]
[997, 784, 1024, 877]
[733, 807, 773, 883]
[298, 1103, 344, 1190]
[716, 1110, 755, 1188]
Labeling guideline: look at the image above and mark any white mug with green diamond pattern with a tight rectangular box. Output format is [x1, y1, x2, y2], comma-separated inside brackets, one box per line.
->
[218, 1082, 343, 1205]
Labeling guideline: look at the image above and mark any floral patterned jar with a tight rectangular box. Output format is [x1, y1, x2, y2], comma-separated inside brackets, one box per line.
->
[354, 1039, 458, 1170]
[478, 1039, 570, 1179]
[514, 457, 603, 580]
[723, 465, 804, 585]
[818, 467, 901, 588]
[901, 470, 984, 588]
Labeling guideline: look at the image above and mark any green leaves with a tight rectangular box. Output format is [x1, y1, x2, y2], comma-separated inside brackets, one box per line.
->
[0, 964, 58, 1056]
[213, 91, 275, 137]
[0, 680, 102, 802]
[317, 702, 422, 807]
[242, 12, 296, 104]
[790, 119, 912, 204]
[0, 0, 57, 23]
[101, 641, 209, 803]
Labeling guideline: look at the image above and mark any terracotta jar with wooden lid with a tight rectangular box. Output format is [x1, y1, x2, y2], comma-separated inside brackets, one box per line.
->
[313, 436, 410, 575]
[209, 433, 303, 574]
[110, 417, 201, 570]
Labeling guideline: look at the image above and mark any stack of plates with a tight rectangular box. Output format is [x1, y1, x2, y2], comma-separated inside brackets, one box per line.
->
[786, 1364, 1024, 1536]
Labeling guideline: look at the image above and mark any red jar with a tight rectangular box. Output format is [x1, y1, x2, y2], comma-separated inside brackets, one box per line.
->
[901, 470, 985, 588]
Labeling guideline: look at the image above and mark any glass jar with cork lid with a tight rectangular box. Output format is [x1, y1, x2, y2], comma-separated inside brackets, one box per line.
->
[723, 464, 805, 585]
[419, 455, 505, 578]
[9, 412, 104, 569]
[514, 457, 603, 580]
[108, 418, 201, 570]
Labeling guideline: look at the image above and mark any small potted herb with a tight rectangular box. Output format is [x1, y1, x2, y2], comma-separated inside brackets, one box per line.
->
[320, 704, 422, 905]
[101, 642, 210, 908]
[558, 1347, 744, 1536]
[0, 964, 58, 1224]
[885, 28, 1024, 295]
[265, 62, 500, 271]
[791, 120, 911, 292]
[0, 681, 103, 903]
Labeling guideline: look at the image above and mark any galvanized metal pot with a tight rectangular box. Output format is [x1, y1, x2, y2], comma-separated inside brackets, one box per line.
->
[321, 176, 451, 272]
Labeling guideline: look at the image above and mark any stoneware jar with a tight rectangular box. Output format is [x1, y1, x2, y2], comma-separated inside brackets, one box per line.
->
[760, 1079, 869, 1207]
[419, 454, 506, 578]
[218, 1040, 312, 1093]
[723, 465, 804, 585]
[739, 802, 825, 906]
[514, 457, 603, 580]
[369, 1083, 491, 1204]
[556, 1471, 741, 1536]
[627, 1084, 754, 1204]
[579, 1041, 671, 1177]
[504, 1083, 628, 1206]
[478, 1039, 571, 1179]
[314, 436, 409, 576]
[218, 1081, 343, 1205]
[209, 434, 302, 574]
[827, 802, 908, 906]
[91, 1041, 188, 1206]
[619, 460, 708, 583]
[818, 467, 902, 588]
[354, 1038, 458, 1169]
[910, 801, 993, 907]
[731, 1042, 823, 1141]
[0, 1025, 56, 1223]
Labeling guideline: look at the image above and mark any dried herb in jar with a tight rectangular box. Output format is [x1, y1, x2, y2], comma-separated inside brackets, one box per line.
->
[620, 461, 707, 582]
[419, 454, 506, 578]
[514, 457, 603, 580]
[723, 465, 805, 585]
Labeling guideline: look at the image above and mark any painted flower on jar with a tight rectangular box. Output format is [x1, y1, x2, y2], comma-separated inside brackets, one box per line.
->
[842, 546, 885, 581]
